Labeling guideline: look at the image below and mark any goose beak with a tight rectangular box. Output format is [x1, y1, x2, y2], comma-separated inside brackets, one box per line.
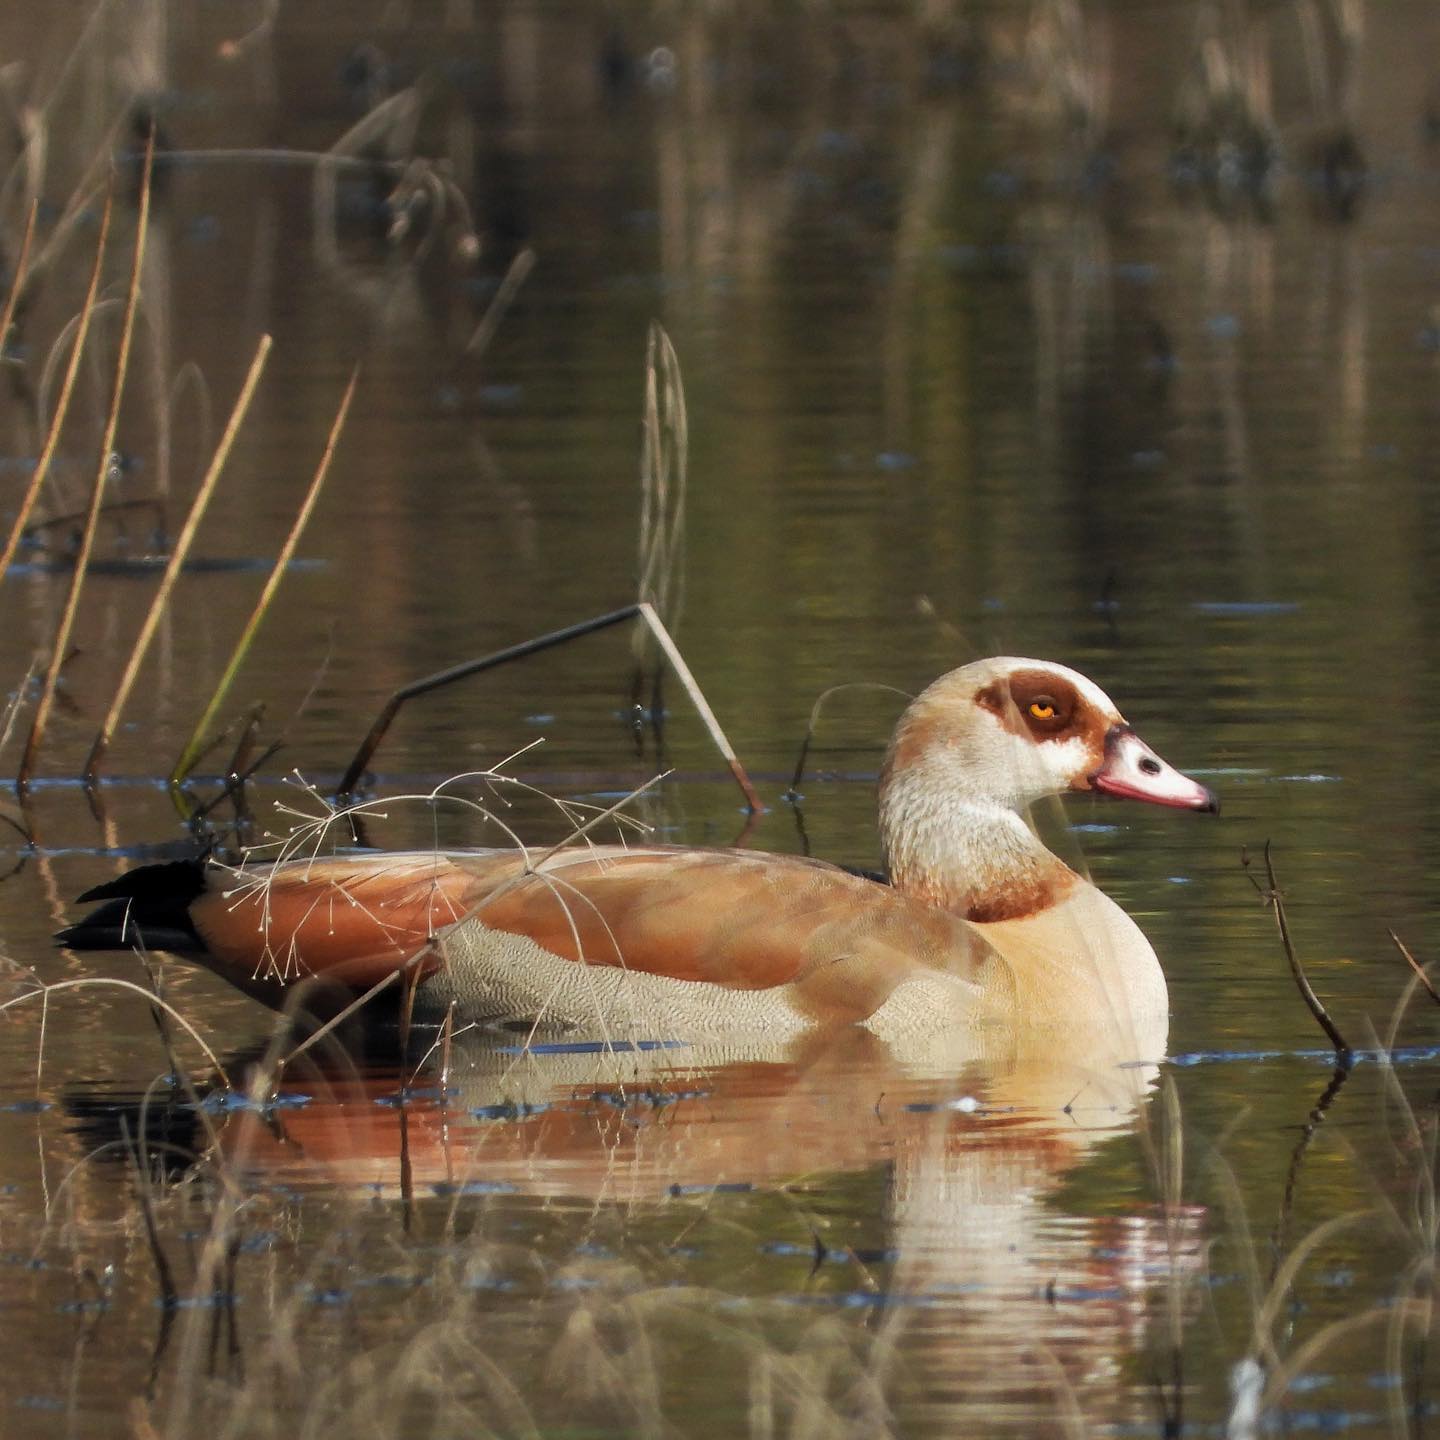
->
[1088, 724, 1218, 813]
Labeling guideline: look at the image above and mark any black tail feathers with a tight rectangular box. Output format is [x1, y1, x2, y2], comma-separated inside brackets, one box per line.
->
[57, 859, 209, 955]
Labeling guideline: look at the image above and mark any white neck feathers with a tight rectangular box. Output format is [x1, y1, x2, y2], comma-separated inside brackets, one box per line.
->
[878, 761, 1078, 924]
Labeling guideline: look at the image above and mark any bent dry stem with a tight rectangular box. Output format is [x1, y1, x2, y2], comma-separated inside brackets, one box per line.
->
[337, 600, 763, 812]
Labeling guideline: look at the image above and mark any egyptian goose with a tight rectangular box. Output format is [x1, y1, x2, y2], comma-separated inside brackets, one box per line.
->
[58, 658, 1215, 1043]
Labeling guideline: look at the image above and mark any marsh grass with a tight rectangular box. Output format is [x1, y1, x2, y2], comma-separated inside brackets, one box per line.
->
[27, 822, 1440, 1439]
[9, 7, 1440, 1436]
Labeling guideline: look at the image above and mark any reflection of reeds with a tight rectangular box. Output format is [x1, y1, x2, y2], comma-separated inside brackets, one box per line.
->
[0, 191, 111, 589]
[1172, 3, 1278, 205]
[636, 322, 688, 642]
[1024, 0, 1111, 156]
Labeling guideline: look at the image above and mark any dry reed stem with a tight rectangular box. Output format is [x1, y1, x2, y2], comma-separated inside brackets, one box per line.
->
[0, 189, 113, 588]
[0, 199, 38, 361]
[1388, 929, 1440, 1008]
[19, 143, 152, 787]
[337, 600, 762, 810]
[465, 246, 535, 358]
[83, 333, 273, 783]
[635, 321, 688, 648]
[632, 603, 761, 812]
[170, 363, 357, 789]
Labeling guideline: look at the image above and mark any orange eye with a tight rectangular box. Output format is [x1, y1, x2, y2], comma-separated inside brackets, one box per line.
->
[1028, 700, 1057, 720]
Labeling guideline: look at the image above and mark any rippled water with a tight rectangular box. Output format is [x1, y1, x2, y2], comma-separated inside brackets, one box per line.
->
[3, 2, 1440, 1435]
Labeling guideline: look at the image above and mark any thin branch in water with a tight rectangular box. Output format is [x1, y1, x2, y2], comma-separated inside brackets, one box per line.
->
[1242, 842, 1352, 1064]
[465, 246, 535, 359]
[187, 740, 283, 826]
[337, 600, 763, 812]
[84, 334, 273, 784]
[171, 363, 357, 790]
[23, 496, 166, 542]
[20, 139, 154, 788]
[119, 1113, 179, 1319]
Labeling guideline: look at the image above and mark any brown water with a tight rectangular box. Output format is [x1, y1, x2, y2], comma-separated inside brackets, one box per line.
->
[3, 2, 1440, 1435]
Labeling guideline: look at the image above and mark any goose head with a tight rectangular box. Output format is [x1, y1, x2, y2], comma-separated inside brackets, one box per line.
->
[878, 657, 1215, 920]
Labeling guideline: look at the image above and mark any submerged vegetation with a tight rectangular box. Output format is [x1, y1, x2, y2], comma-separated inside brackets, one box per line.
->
[0, 0, 1438, 1435]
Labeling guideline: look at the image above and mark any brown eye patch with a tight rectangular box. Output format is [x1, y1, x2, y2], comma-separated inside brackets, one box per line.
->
[977, 670, 1086, 741]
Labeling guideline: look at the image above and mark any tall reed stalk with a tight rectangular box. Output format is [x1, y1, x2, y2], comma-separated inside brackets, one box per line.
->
[0, 193, 113, 590]
[19, 140, 153, 789]
[170, 364, 357, 790]
[83, 334, 273, 783]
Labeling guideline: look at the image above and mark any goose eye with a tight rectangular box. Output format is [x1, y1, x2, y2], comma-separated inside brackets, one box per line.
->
[1028, 699, 1057, 720]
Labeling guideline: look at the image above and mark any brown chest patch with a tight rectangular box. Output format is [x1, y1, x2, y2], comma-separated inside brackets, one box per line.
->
[960, 865, 1078, 924]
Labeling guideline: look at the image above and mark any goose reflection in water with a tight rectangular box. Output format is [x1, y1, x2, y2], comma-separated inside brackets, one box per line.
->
[181, 1013, 1201, 1425]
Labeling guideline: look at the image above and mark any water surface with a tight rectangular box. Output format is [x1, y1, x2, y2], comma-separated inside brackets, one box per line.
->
[2, 3, 1440, 1435]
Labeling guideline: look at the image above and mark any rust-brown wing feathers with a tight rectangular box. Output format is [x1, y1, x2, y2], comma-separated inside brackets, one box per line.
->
[456, 846, 988, 1024]
[190, 855, 478, 992]
[187, 846, 983, 1019]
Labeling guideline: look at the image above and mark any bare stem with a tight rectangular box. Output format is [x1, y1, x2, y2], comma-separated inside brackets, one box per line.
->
[20, 141, 154, 788]
[1388, 929, 1440, 1009]
[84, 334, 273, 783]
[0, 192, 113, 590]
[464, 246, 535, 358]
[337, 600, 763, 812]
[170, 363, 357, 789]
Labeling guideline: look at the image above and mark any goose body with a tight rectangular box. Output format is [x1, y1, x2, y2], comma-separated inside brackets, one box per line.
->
[60, 658, 1215, 1046]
